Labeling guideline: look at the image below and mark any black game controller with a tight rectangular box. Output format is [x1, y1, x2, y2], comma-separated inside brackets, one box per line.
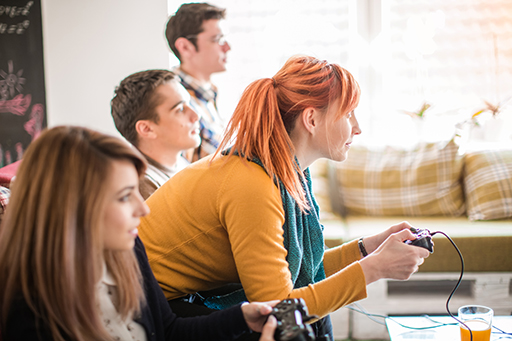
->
[405, 227, 434, 253]
[270, 298, 331, 341]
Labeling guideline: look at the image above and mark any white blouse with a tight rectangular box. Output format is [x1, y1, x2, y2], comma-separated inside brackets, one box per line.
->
[97, 265, 147, 341]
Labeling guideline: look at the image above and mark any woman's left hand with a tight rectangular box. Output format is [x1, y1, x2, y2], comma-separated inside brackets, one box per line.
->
[362, 221, 415, 254]
[241, 300, 280, 333]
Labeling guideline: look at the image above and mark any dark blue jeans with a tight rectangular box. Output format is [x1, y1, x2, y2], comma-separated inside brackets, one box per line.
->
[311, 315, 333, 340]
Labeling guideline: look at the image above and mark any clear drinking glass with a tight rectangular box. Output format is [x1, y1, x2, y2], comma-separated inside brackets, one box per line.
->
[458, 305, 493, 341]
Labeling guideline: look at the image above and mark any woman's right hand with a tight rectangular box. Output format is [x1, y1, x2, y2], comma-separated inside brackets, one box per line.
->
[259, 315, 277, 341]
[359, 228, 430, 285]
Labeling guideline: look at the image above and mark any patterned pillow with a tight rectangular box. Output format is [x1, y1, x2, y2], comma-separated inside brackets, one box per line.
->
[463, 150, 512, 221]
[0, 185, 10, 224]
[333, 140, 465, 216]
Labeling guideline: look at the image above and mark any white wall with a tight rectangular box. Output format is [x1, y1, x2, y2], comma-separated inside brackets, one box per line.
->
[41, 0, 169, 137]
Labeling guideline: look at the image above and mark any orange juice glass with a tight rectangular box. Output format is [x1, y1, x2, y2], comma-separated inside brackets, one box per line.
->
[458, 305, 493, 341]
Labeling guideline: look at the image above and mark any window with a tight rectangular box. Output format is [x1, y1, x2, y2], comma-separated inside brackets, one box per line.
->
[168, 0, 512, 148]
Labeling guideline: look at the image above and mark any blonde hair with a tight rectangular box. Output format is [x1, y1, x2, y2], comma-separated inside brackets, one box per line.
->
[215, 55, 360, 209]
[0, 126, 147, 341]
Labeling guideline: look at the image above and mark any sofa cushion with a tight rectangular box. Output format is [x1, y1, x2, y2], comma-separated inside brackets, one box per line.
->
[0, 160, 21, 188]
[333, 140, 465, 216]
[463, 149, 512, 221]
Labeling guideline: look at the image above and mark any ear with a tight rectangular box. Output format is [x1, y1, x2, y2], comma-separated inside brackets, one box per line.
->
[175, 37, 197, 59]
[300, 107, 319, 135]
[135, 120, 157, 140]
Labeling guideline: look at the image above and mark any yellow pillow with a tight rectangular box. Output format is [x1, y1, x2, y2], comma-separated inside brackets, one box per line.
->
[334, 140, 465, 216]
[464, 150, 512, 221]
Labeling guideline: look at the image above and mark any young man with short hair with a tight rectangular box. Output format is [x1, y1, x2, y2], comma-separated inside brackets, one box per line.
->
[166, 2, 230, 161]
[111, 69, 200, 199]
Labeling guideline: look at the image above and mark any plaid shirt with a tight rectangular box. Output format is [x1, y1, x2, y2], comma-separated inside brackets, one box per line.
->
[0, 185, 10, 219]
[172, 66, 225, 161]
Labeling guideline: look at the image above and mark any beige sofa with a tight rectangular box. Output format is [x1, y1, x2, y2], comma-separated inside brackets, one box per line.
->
[310, 140, 512, 339]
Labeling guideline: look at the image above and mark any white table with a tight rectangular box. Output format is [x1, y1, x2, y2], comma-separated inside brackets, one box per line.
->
[386, 315, 512, 340]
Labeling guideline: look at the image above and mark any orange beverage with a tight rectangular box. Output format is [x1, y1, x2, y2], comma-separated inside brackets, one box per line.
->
[460, 320, 491, 341]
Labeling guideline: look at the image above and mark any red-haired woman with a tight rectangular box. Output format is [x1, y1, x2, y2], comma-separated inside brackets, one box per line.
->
[0, 126, 277, 341]
[138, 56, 430, 339]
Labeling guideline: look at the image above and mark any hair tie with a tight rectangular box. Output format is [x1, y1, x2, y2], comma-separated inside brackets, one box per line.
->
[271, 77, 277, 87]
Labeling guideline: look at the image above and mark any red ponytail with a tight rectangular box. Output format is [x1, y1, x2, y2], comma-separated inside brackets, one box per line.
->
[215, 56, 360, 210]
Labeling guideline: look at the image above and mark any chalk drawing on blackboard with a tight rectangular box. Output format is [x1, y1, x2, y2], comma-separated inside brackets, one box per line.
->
[0, 60, 31, 116]
[0, 94, 31, 116]
[0, 60, 25, 100]
[24, 103, 43, 140]
[0, 58, 44, 166]
[15, 142, 23, 160]
[0, 0, 45, 167]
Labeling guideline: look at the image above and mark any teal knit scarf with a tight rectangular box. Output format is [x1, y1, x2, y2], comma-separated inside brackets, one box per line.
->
[202, 153, 326, 310]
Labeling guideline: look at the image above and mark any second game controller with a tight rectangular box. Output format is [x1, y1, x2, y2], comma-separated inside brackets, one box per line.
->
[270, 298, 331, 341]
[405, 227, 434, 253]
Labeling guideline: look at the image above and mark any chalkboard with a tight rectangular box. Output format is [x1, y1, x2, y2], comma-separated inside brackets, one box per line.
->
[0, 0, 47, 167]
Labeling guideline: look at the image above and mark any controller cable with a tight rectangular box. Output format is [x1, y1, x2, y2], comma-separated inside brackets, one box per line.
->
[347, 230, 512, 340]
[430, 230, 473, 341]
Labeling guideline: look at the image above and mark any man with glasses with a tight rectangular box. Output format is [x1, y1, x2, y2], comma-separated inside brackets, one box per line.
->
[166, 3, 231, 162]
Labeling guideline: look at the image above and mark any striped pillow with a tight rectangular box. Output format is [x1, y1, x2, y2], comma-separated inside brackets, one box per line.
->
[463, 150, 512, 221]
[334, 140, 465, 216]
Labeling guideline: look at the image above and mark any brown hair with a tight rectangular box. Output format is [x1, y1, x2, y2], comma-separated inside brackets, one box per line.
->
[215, 55, 360, 210]
[166, 2, 226, 61]
[111, 69, 177, 147]
[0, 126, 147, 341]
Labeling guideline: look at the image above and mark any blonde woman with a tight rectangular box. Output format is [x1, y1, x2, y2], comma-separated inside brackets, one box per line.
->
[0, 126, 277, 341]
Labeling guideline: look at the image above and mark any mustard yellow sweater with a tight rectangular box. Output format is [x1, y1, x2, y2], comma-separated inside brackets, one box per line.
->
[138, 154, 367, 318]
